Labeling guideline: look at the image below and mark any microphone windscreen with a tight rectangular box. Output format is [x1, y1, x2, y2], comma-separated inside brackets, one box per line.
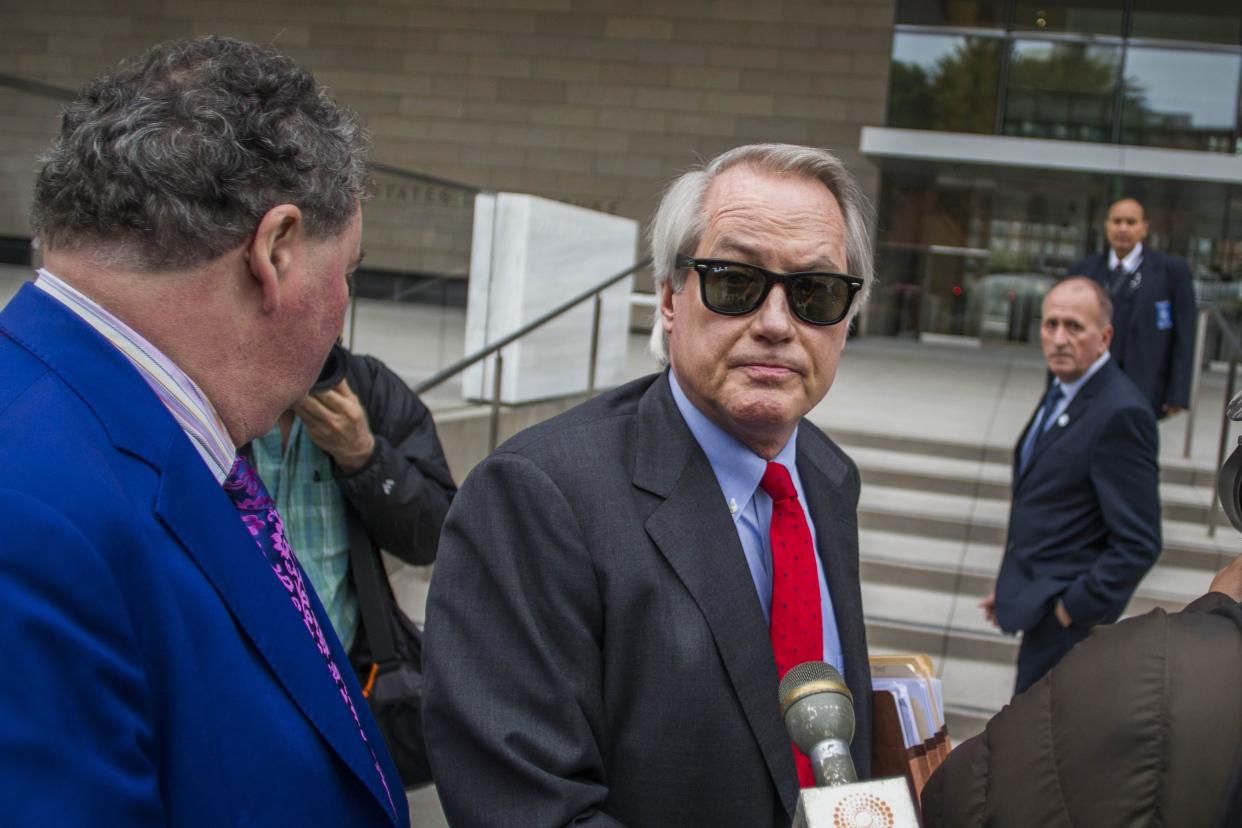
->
[779, 661, 850, 717]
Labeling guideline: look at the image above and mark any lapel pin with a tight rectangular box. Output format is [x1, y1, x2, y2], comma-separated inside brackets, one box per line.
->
[1057, 413, 1070, 428]
[728, 497, 739, 515]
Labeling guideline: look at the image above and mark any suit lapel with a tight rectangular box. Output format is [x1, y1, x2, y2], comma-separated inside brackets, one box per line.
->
[635, 375, 799, 819]
[1016, 361, 1114, 488]
[1012, 404, 1041, 490]
[1091, 253, 1110, 284]
[3, 287, 399, 824]
[155, 443, 399, 823]
[797, 443, 868, 705]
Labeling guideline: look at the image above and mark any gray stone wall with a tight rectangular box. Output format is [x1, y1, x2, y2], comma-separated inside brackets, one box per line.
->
[0, 0, 894, 280]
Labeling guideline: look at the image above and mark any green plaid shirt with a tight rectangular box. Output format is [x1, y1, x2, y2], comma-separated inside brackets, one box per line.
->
[252, 419, 359, 651]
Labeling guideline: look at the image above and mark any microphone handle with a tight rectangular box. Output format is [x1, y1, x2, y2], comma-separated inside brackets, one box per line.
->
[809, 738, 857, 787]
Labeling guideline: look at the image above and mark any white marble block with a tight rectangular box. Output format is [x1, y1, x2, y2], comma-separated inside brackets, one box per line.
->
[462, 193, 639, 404]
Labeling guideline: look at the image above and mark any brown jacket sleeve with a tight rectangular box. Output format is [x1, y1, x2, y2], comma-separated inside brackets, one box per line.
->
[923, 595, 1242, 827]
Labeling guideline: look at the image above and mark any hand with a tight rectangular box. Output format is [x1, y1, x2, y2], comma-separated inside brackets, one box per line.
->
[1210, 554, 1242, 602]
[294, 380, 376, 474]
[1054, 601, 1073, 628]
[980, 591, 998, 628]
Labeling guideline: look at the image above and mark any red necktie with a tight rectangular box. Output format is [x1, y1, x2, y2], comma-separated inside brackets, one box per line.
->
[761, 461, 824, 788]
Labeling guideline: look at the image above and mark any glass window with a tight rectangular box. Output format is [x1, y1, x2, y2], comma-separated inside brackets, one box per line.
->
[1131, 0, 1242, 46]
[894, 0, 1008, 28]
[1011, 1, 1124, 36]
[889, 32, 1004, 134]
[1121, 46, 1241, 153]
[1003, 39, 1121, 142]
[1225, 187, 1242, 281]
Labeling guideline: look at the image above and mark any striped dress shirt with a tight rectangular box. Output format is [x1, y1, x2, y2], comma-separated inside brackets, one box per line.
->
[34, 269, 235, 482]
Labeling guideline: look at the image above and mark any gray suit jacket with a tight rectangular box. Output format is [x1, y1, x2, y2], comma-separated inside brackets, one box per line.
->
[423, 371, 871, 827]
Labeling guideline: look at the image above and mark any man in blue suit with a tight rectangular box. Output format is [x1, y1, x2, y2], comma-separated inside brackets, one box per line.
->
[0, 37, 406, 826]
[1069, 197, 1197, 419]
[983, 277, 1161, 694]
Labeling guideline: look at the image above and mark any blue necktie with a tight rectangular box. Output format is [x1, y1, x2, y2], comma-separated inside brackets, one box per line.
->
[1019, 384, 1064, 474]
[1109, 263, 1127, 294]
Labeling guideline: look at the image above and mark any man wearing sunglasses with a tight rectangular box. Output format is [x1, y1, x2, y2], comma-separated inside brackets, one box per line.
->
[424, 144, 874, 826]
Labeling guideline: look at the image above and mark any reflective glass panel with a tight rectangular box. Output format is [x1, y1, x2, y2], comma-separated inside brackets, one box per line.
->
[1221, 187, 1242, 287]
[1012, 1, 1124, 36]
[349, 167, 476, 405]
[1131, 0, 1242, 46]
[894, 0, 1008, 28]
[889, 32, 1003, 134]
[1121, 46, 1241, 153]
[1003, 39, 1120, 142]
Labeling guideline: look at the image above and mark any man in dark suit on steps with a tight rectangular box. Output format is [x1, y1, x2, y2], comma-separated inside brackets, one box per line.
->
[983, 277, 1161, 694]
[1069, 197, 1197, 419]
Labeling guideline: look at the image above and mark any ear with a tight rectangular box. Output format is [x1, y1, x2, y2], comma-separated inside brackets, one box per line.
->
[660, 279, 677, 334]
[1101, 322, 1114, 350]
[246, 204, 304, 314]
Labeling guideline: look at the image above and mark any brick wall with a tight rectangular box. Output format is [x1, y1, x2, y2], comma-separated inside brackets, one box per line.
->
[0, 0, 894, 280]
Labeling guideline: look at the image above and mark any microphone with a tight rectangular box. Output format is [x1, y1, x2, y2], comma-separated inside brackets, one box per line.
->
[780, 661, 921, 828]
[778, 661, 858, 787]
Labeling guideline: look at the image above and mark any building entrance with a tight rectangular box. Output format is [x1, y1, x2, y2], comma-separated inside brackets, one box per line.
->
[867, 160, 1242, 344]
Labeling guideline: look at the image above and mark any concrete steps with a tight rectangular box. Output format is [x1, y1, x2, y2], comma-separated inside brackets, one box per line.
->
[841, 431, 1232, 742]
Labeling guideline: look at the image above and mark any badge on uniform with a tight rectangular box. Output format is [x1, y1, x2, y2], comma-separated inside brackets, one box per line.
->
[1155, 300, 1173, 331]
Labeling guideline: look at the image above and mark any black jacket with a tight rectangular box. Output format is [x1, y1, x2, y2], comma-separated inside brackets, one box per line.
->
[1070, 248, 1197, 414]
[337, 351, 456, 568]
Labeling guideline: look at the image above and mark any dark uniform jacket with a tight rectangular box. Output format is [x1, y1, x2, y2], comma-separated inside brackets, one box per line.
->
[1070, 248, 1197, 415]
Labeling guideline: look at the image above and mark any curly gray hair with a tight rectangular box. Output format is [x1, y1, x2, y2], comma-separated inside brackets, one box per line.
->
[648, 143, 875, 363]
[31, 36, 369, 270]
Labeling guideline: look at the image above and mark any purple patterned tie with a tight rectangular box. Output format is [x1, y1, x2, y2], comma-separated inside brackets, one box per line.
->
[223, 455, 395, 816]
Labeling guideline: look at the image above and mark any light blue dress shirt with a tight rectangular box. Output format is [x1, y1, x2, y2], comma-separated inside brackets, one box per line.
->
[669, 371, 845, 675]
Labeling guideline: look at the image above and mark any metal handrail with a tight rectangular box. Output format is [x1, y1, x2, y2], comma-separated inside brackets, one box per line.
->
[0, 72, 75, 101]
[368, 161, 484, 195]
[1194, 303, 1242, 535]
[0, 73, 484, 197]
[414, 257, 651, 397]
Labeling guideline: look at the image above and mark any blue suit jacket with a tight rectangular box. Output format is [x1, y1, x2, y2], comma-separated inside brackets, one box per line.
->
[995, 359, 1161, 633]
[1070, 248, 1197, 413]
[0, 285, 405, 827]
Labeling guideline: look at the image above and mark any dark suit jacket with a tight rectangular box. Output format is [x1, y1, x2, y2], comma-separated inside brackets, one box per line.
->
[0, 285, 404, 826]
[1070, 248, 1197, 413]
[422, 371, 871, 827]
[995, 359, 1161, 634]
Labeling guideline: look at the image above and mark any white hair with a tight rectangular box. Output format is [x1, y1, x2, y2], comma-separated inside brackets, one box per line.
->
[647, 143, 875, 363]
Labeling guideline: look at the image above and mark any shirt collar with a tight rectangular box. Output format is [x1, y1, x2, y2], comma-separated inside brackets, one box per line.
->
[33, 268, 237, 483]
[668, 369, 798, 517]
[1056, 351, 1110, 405]
[1109, 241, 1144, 273]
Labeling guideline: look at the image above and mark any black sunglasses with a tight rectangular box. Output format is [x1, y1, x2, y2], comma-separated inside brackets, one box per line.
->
[676, 255, 863, 326]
